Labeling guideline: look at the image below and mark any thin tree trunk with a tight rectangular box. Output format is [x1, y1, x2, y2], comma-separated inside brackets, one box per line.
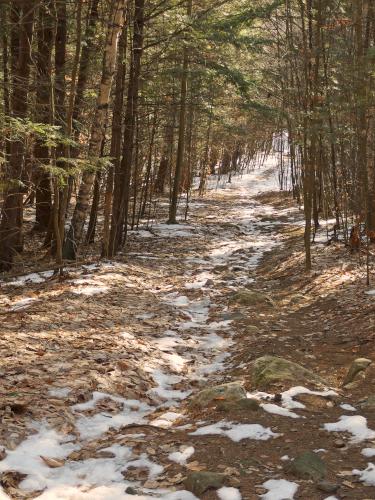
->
[167, 0, 192, 224]
[34, 0, 54, 231]
[109, 0, 144, 254]
[63, 0, 126, 260]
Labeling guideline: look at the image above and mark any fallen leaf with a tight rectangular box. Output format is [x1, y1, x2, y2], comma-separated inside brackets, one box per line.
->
[40, 456, 65, 468]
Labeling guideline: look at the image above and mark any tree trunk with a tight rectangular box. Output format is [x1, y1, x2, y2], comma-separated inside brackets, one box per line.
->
[34, 0, 54, 231]
[63, 0, 126, 260]
[0, 1, 35, 271]
[167, 0, 192, 224]
[109, 0, 145, 254]
[102, 20, 127, 258]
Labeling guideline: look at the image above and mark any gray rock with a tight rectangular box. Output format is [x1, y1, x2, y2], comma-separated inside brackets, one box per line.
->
[317, 481, 339, 494]
[217, 398, 260, 412]
[221, 311, 244, 321]
[343, 358, 372, 386]
[184, 472, 227, 496]
[287, 451, 326, 481]
[251, 355, 326, 390]
[190, 382, 246, 408]
[229, 289, 274, 307]
[125, 487, 139, 495]
[244, 325, 259, 335]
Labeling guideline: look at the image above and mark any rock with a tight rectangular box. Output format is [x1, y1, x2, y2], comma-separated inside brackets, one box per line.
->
[317, 481, 340, 494]
[229, 289, 274, 307]
[251, 355, 327, 390]
[359, 395, 375, 409]
[190, 382, 246, 408]
[333, 439, 346, 449]
[184, 472, 227, 496]
[290, 294, 305, 304]
[343, 358, 372, 386]
[287, 451, 326, 481]
[125, 486, 139, 495]
[222, 273, 236, 282]
[244, 325, 259, 335]
[221, 312, 244, 321]
[217, 398, 260, 412]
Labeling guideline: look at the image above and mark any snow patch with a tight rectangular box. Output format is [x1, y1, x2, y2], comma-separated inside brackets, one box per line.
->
[353, 463, 375, 485]
[362, 448, 375, 458]
[168, 446, 195, 465]
[190, 420, 278, 442]
[324, 415, 375, 443]
[217, 486, 242, 500]
[260, 479, 299, 500]
[260, 403, 300, 419]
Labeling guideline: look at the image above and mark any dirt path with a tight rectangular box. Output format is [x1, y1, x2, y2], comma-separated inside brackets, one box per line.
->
[1, 158, 375, 499]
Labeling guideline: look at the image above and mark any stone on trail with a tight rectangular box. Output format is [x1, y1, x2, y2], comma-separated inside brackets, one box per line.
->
[184, 471, 227, 496]
[229, 289, 274, 307]
[217, 397, 260, 413]
[190, 382, 246, 408]
[317, 481, 340, 494]
[244, 325, 259, 335]
[359, 395, 375, 410]
[343, 358, 372, 387]
[287, 451, 327, 481]
[250, 355, 327, 390]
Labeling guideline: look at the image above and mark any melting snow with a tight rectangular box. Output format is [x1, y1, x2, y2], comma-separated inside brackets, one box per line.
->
[340, 403, 357, 412]
[72, 285, 109, 296]
[353, 463, 375, 485]
[190, 421, 278, 442]
[49, 387, 71, 398]
[168, 446, 195, 465]
[260, 479, 298, 500]
[260, 403, 300, 419]
[362, 448, 375, 457]
[72, 392, 151, 440]
[217, 486, 242, 500]
[9, 297, 38, 311]
[324, 415, 375, 443]
[248, 386, 337, 411]
[151, 412, 183, 428]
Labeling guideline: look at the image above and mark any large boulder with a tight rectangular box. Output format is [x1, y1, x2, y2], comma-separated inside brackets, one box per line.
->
[287, 451, 326, 481]
[343, 358, 372, 387]
[184, 472, 227, 496]
[189, 382, 246, 408]
[229, 289, 274, 307]
[250, 355, 327, 390]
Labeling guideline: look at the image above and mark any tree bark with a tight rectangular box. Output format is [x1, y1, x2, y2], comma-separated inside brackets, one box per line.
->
[0, 1, 35, 271]
[167, 0, 192, 224]
[109, 0, 145, 254]
[63, 0, 126, 260]
[34, 0, 54, 231]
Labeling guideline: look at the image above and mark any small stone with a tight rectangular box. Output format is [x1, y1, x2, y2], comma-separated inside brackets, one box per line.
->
[184, 471, 227, 496]
[317, 481, 340, 494]
[343, 358, 372, 386]
[334, 439, 346, 449]
[230, 289, 275, 307]
[359, 395, 375, 410]
[244, 325, 259, 335]
[125, 486, 139, 495]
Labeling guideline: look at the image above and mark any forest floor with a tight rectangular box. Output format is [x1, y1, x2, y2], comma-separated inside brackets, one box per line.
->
[2, 158, 375, 499]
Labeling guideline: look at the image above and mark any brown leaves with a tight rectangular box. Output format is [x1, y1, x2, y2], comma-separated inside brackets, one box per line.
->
[40, 456, 65, 468]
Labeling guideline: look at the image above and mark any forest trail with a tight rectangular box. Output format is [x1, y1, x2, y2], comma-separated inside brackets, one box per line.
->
[2, 157, 375, 500]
